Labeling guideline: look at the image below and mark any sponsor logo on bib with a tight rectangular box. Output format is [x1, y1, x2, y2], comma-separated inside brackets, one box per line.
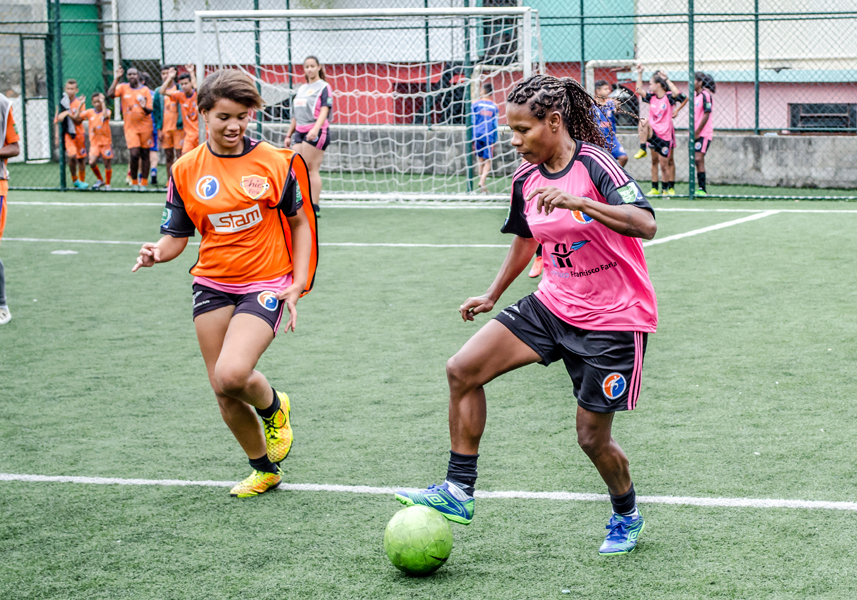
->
[207, 204, 263, 233]
[240, 175, 270, 200]
[195, 176, 220, 200]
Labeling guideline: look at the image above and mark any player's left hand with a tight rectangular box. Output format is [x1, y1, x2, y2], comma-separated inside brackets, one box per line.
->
[526, 186, 587, 215]
[307, 128, 319, 142]
[276, 284, 303, 332]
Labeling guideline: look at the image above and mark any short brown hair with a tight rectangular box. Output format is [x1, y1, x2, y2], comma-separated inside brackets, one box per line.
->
[198, 69, 263, 112]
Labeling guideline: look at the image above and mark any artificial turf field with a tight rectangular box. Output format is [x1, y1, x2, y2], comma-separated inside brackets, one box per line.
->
[1, 191, 856, 599]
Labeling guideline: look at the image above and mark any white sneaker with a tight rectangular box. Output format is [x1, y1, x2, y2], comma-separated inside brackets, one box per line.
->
[0, 306, 11, 325]
[103, 184, 112, 191]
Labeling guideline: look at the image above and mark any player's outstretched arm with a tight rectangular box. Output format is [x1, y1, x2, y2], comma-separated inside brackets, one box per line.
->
[159, 67, 176, 96]
[107, 67, 123, 98]
[276, 209, 312, 332]
[131, 235, 189, 272]
[460, 235, 540, 322]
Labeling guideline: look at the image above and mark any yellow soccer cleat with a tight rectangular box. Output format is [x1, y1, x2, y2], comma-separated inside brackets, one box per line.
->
[646, 188, 661, 196]
[667, 188, 676, 196]
[262, 391, 293, 464]
[633, 149, 647, 159]
[230, 468, 282, 498]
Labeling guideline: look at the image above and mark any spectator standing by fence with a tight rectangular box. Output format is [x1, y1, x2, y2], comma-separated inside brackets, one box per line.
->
[0, 93, 21, 324]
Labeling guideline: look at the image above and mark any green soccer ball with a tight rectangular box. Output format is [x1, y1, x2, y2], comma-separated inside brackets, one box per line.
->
[384, 505, 454, 576]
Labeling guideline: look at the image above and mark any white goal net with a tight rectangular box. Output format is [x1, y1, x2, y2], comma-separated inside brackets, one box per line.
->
[194, 8, 543, 201]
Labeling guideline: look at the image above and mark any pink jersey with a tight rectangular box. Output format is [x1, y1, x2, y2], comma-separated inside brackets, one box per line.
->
[642, 92, 681, 141]
[501, 141, 658, 333]
[694, 90, 714, 139]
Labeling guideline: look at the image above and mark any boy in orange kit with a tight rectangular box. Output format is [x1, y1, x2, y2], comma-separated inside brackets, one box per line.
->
[159, 64, 199, 155]
[54, 79, 88, 189]
[81, 92, 114, 190]
[108, 66, 154, 190]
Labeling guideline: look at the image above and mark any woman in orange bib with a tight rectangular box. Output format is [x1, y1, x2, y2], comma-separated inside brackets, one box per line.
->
[133, 70, 318, 498]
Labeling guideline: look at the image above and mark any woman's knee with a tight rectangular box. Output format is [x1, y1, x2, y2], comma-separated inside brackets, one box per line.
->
[446, 352, 481, 393]
[576, 422, 610, 456]
[214, 363, 252, 397]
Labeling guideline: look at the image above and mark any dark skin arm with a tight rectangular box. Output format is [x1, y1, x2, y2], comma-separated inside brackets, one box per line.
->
[0, 141, 20, 159]
[525, 187, 657, 240]
[458, 235, 541, 321]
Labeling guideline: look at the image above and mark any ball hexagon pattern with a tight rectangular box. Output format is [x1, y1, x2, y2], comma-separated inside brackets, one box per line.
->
[383, 505, 454, 576]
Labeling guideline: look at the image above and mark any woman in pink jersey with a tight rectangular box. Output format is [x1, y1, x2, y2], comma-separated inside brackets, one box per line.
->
[633, 66, 687, 196]
[693, 72, 716, 195]
[395, 75, 658, 557]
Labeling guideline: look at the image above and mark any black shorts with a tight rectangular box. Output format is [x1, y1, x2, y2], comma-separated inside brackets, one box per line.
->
[694, 137, 711, 154]
[292, 129, 331, 151]
[192, 284, 286, 334]
[494, 294, 648, 413]
[647, 131, 673, 157]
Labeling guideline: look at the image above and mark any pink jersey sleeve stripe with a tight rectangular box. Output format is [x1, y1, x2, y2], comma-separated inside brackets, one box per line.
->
[579, 145, 629, 187]
[513, 160, 533, 179]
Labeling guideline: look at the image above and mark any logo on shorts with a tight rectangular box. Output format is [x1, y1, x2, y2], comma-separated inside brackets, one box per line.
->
[103, 147, 113, 158]
[602, 373, 627, 400]
[550, 240, 590, 269]
[659, 145, 669, 156]
[695, 141, 702, 151]
[258, 291, 279, 311]
[571, 210, 594, 224]
[240, 175, 270, 200]
[195, 176, 220, 200]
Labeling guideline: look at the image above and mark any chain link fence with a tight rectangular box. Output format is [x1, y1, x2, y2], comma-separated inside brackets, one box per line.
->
[1, 0, 855, 199]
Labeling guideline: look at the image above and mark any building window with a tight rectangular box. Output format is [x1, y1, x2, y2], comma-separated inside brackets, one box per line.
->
[789, 103, 857, 131]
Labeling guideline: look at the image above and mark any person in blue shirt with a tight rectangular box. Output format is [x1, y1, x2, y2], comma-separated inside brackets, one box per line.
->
[471, 82, 499, 193]
[593, 80, 628, 167]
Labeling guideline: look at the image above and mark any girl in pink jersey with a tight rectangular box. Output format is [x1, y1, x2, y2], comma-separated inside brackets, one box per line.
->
[633, 66, 687, 196]
[395, 75, 658, 557]
[693, 72, 716, 195]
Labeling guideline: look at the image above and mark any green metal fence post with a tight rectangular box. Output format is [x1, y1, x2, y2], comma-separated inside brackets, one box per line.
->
[158, 0, 166, 65]
[687, 0, 696, 200]
[463, 2, 474, 193]
[54, 0, 66, 191]
[45, 32, 56, 171]
[253, 0, 262, 137]
[754, 0, 760, 135]
[18, 36, 29, 162]
[424, 0, 432, 126]
[579, 0, 585, 87]
[285, 0, 293, 90]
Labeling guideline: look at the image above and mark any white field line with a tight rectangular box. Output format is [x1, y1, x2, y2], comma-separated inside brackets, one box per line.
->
[1, 473, 855, 512]
[642, 210, 779, 247]
[9, 200, 857, 214]
[1, 213, 779, 249]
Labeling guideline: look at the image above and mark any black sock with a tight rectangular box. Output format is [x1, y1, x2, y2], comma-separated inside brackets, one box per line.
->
[697, 172, 706, 191]
[640, 143, 646, 151]
[667, 181, 674, 191]
[312, 203, 320, 213]
[446, 451, 478, 496]
[255, 388, 281, 420]
[610, 483, 636, 516]
[249, 454, 278, 474]
[652, 181, 660, 191]
[536, 244, 542, 258]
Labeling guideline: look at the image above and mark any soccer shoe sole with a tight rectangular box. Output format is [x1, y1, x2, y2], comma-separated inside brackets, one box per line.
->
[394, 493, 473, 525]
[598, 520, 646, 556]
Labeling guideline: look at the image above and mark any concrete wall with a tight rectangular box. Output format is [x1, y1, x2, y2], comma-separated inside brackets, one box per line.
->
[99, 122, 857, 189]
[617, 133, 857, 188]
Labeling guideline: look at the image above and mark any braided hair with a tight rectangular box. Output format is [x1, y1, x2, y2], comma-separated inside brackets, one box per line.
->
[507, 75, 606, 148]
[695, 71, 716, 93]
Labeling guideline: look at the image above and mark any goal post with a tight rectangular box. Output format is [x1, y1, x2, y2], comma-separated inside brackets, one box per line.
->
[194, 7, 544, 201]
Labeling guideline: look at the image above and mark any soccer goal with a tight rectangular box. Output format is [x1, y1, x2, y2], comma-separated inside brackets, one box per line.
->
[194, 7, 544, 201]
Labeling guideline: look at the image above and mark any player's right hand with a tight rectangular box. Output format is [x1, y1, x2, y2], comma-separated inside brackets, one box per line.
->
[132, 243, 161, 272]
[116, 66, 124, 79]
[459, 295, 495, 322]
[283, 135, 292, 148]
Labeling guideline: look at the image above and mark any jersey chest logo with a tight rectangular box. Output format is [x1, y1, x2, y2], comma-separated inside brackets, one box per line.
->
[207, 204, 263, 233]
[195, 176, 220, 200]
[550, 240, 590, 269]
[240, 175, 271, 200]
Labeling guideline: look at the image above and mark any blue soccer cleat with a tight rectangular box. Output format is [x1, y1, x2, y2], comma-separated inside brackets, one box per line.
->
[599, 512, 645, 555]
[395, 481, 475, 525]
